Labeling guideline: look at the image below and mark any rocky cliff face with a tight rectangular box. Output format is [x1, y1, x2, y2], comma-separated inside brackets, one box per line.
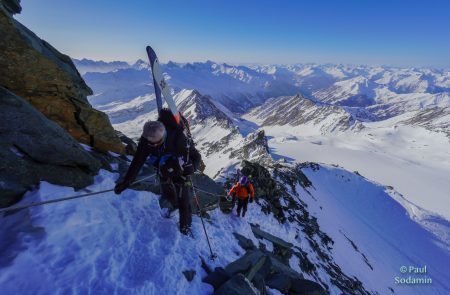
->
[0, 87, 102, 207]
[0, 0, 124, 154]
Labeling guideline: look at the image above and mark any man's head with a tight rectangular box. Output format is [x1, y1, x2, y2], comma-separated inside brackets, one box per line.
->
[239, 176, 248, 185]
[142, 121, 166, 146]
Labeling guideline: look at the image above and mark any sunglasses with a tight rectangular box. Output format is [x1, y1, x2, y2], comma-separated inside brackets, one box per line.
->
[147, 136, 165, 147]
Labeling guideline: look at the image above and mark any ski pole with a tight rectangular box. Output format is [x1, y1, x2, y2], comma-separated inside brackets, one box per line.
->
[0, 174, 156, 214]
[191, 177, 217, 260]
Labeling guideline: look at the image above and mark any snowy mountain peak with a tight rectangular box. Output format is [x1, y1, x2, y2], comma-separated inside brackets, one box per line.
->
[175, 89, 233, 127]
[132, 59, 149, 70]
[232, 129, 271, 163]
[166, 61, 179, 68]
[246, 94, 363, 134]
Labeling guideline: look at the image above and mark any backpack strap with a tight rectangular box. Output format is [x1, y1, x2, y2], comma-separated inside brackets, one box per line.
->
[180, 115, 194, 163]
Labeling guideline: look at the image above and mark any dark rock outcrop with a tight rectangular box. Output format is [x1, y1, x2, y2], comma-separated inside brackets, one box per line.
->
[0, 0, 124, 154]
[250, 224, 294, 264]
[291, 279, 327, 295]
[230, 130, 271, 163]
[2, 0, 20, 15]
[203, 267, 230, 291]
[205, 249, 326, 295]
[182, 270, 196, 282]
[240, 160, 286, 222]
[0, 87, 101, 207]
[233, 233, 256, 251]
[251, 224, 293, 249]
[214, 274, 258, 295]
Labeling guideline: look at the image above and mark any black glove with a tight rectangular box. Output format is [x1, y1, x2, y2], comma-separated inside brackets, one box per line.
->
[114, 182, 129, 195]
[183, 162, 195, 176]
[249, 198, 254, 203]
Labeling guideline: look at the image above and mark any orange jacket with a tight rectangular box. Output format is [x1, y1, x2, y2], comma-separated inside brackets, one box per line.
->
[229, 182, 255, 200]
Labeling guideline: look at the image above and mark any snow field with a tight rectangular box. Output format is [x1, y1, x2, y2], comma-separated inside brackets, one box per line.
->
[298, 165, 450, 294]
[264, 123, 450, 220]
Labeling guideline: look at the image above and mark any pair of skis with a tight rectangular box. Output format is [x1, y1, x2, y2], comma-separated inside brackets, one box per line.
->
[146, 46, 216, 260]
[146, 46, 181, 124]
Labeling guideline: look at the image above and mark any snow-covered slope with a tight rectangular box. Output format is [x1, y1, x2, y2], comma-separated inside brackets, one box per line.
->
[313, 76, 377, 107]
[0, 170, 239, 294]
[295, 164, 450, 294]
[2, 161, 449, 294]
[262, 118, 450, 219]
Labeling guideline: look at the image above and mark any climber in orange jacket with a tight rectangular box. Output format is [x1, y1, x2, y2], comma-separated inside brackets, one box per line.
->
[228, 176, 255, 217]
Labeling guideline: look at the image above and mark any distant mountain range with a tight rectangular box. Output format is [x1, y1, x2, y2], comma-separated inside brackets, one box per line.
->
[76, 58, 449, 135]
[73, 58, 130, 74]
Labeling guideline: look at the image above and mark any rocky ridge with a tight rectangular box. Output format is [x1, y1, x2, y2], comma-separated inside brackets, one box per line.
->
[0, 87, 101, 206]
[0, 0, 128, 205]
[0, 0, 124, 154]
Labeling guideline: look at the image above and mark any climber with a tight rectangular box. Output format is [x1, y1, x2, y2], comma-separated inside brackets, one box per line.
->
[228, 168, 242, 209]
[114, 108, 202, 235]
[228, 176, 255, 217]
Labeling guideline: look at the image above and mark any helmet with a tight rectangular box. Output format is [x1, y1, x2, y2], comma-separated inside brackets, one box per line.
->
[239, 176, 248, 185]
[142, 121, 166, 146]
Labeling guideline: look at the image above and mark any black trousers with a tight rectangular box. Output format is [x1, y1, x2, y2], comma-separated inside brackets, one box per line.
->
[236, 198, 249, 217]
[160, 180, 192, 233]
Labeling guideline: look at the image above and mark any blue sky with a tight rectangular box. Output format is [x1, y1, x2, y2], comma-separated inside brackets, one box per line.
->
[17, 0, 450, 67]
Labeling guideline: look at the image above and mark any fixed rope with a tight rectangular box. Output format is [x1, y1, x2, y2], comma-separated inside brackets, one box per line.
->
[0, 174, 157, 214]
[192, 186, 225, 197]
[191, 185, 228, 212]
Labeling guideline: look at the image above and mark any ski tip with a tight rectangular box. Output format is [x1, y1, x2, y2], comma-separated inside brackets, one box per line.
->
[146, 46, 155, 55]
